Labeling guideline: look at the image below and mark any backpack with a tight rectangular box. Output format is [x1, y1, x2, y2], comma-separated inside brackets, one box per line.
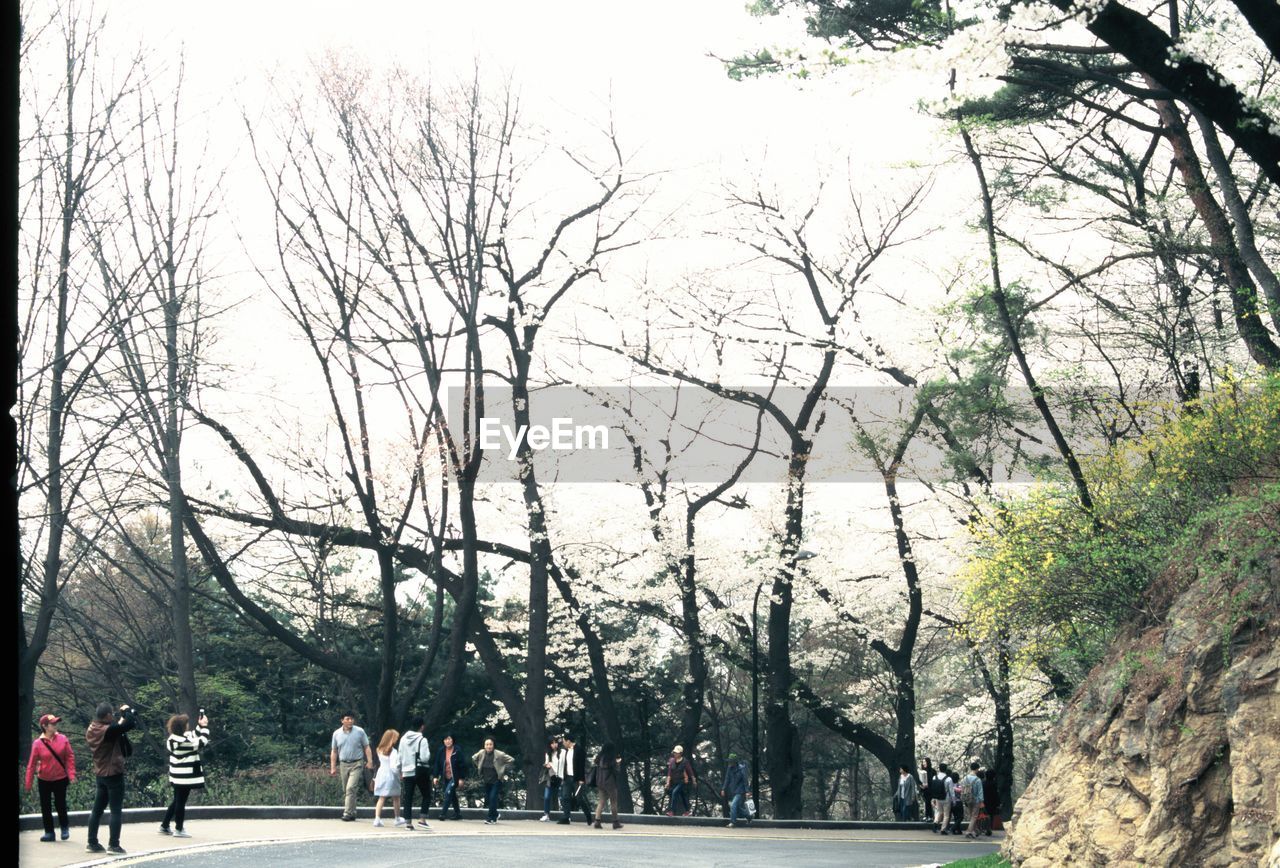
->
[927, 774, 945, 801]
[959, 778, 977, 810]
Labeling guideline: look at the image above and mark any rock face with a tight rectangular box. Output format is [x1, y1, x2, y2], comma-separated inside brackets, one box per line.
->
[1004, 525, 1279, 867]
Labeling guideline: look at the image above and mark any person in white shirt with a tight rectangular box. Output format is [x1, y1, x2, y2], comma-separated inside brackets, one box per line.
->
[398, 718, 431, 831]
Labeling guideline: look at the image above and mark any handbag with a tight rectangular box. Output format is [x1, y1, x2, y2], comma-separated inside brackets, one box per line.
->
[745, 797, 756, 817]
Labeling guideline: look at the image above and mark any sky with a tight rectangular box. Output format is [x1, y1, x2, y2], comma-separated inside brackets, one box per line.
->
[22, 0, 1005, 606]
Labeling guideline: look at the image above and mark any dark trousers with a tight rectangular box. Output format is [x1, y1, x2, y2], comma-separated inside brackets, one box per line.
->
[87, 774, 124, 846]
[403, 773, 431, 823]
[440, 778, 461, 818]
[163, 786, 192, 830]
[560, 780, 591, 823]
[669, 782, 689, 814]
[484, 780, 502, 821]
[38, 778, 70, 834]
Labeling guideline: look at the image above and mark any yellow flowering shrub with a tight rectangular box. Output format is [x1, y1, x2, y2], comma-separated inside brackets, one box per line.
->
[960, 376, 1280, 680]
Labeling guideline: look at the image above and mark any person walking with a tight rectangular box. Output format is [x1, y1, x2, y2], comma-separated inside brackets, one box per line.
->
[372, 729, 403, 827]
[556, 734, 591, 825]
[25, 713, 76, 842]
[472, 738, 515, 825]
[329, 711, 373, 822]
[895, 764, 919, 821]
[960, 762, 986, 839]
[84, 702, 138, 855]
[539, 736, 560, 821]
[917, 758, 935, 823]
[983, 766, 1001, 833]
[591, 744, 624, 830]
[399, 718, 431, 830]
[159, 712, 210, 838]
[665, 745, 696, 816]
[721, 753, 752, 828]
[433, 734, 468, 820]
[935, 763, 955, 835]
[926, 764, 948, 833]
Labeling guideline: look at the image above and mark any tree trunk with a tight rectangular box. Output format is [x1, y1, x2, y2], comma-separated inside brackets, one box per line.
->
[767, 445, 811, 819]
[1150, 90, 1280, 369]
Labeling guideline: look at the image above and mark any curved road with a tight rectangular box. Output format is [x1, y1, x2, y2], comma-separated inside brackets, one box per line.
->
[89, 830, 998, 868]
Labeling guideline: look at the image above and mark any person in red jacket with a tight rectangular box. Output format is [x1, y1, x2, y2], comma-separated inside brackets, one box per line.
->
[25, 713, 77, 842]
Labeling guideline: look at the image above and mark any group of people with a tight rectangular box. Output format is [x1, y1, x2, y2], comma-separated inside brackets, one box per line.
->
[895, 758, 1001, 839]
[331, 714, 755, 831]
[23, 703, 209, 855]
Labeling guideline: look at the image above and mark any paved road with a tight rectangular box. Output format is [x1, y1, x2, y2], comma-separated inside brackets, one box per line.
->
[86, 831, 1000, 868]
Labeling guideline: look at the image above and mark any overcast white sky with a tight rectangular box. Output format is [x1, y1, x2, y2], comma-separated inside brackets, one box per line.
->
[23, 0, 1008, 604]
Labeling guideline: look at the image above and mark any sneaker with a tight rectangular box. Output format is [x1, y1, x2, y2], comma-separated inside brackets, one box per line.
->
[40, 833, 55, 842]
[664, 811, 674, 817]
[484, 819, 495, 825]
[159, 825, 172, 835]
[539, 814, 550, 822]
[394, 818, 407, 827]
[725, 822, 737, 828]
[108, 845, 127, 855]
[405, 823, 415, 831]
[61, 827, 70, 840]
[682, 811, 691, 817]
[174, 830, 191, 839]
[372, 818, 384, 827]
[86, 843, 106, 853]
[417, 821, 430, 829]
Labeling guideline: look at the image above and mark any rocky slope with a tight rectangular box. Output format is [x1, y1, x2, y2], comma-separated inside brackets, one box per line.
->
[1004, 502, 1280, 867]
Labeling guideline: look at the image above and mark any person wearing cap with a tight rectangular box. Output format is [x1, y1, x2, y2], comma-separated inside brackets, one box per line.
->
[721, 753, 752, 828]
[25, 713, 77, 842]
[665, 745, 696, 817]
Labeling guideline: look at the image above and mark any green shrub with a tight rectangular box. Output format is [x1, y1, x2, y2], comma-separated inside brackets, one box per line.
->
[960, 377, 1280, 680]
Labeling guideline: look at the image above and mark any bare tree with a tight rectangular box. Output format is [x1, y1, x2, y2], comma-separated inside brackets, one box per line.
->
[86, 58, 220, 719]
[17, 3, 144, 759]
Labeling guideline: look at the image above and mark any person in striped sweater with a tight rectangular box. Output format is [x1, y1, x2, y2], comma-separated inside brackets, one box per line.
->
[160, 712, 210, 838]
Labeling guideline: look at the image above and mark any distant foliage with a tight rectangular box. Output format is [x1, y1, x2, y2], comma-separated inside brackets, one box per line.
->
[960, 377, 1280, 680]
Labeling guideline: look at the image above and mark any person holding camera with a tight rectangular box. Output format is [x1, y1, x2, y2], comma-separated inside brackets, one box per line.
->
[84, 702, 138, 855]
[160, 711, 210, 838]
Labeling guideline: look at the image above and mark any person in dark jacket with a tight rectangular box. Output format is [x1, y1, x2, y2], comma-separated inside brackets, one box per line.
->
[84, 702, 138, 855]
[432, 734, 468, 820]
[917, 758, 935, 823]
[721, 754, 752, 828]
[665, 745, 696, 816]
[591, 743, 624, 830]
[554, 734, 592, 825]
